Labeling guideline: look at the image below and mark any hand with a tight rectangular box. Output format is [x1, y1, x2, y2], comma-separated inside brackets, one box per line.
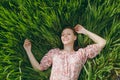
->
[74, 24, 86, 34]
[23, 39, 32, 52]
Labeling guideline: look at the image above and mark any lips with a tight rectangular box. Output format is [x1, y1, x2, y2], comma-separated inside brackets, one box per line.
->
[63, 38, 69, 41]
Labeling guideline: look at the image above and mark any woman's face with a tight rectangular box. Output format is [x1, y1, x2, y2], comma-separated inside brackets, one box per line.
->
[61, 28, 77, 45]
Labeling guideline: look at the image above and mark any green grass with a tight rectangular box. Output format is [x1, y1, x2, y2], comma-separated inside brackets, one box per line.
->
[0, 0, 120, 80]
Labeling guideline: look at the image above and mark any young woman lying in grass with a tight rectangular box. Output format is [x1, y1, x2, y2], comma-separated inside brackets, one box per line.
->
[23, 24, 106, 80]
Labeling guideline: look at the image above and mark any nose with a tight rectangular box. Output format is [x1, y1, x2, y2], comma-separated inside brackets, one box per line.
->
[64, 34, 68, 37]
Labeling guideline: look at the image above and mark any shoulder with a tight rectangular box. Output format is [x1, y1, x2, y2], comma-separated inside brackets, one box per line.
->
[77, 44, 99, 51]
[45, 48, 60, 57]
[50, 48, 60, 51]
[48, 48, 60, 54]
[76, 47, 85, 52]
[76, 48, 85, 55]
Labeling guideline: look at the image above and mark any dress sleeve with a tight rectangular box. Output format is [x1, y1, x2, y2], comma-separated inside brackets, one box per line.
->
[84, 44, 101, 59]
[39, 48, 59, 70]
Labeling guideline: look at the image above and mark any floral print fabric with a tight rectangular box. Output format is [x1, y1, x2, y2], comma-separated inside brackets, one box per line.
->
[39, 44, 100, 80]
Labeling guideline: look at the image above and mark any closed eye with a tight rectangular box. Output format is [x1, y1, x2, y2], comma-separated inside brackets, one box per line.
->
[61, 33, 71, 36]
[67, 33, 71, 35]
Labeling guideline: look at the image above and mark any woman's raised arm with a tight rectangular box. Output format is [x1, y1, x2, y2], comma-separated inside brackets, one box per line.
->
[74, 24, 106, 50]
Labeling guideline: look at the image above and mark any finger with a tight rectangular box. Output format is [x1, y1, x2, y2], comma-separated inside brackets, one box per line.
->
[74, 27, 79, 31]
[25, 39, 30, 41]
[25, 39, 31, 43]
[23, 39, 30, 46]
[26, 41, 31, 44]
[74, 26, 78, 29]
[24, 40, 31, 45]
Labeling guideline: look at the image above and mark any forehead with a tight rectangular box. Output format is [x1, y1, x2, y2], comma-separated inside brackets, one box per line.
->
[62, 28, 73, 33]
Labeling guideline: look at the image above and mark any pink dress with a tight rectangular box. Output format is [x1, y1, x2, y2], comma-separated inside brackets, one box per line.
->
[39, 44, 100, 80]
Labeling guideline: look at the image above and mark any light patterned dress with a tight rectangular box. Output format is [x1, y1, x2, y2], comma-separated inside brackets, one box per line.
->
[39, 44, 100, 80]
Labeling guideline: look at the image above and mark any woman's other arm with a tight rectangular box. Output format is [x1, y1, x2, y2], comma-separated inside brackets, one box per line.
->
[23, 39, 43, 71]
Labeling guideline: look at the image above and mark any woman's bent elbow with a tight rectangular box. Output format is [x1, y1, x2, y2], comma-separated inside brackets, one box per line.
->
[33, 66, 44, 71]
[99, 39, 106, 48]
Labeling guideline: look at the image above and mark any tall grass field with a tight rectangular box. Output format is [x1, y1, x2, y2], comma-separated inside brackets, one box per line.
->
[0, 0, 120, 80]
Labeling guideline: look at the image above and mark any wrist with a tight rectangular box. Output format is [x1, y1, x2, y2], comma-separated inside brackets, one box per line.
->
[78, 28, 88, 35]
[26, 49, 32, 53]
[82, 29, 88, 35]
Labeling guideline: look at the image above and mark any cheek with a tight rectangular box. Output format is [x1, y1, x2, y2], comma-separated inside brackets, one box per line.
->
[74, 36, 77, 40]
[61, 36, 63, 41]
[70, 35, 76, 39]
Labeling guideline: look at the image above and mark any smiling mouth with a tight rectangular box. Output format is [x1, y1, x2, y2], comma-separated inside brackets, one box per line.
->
[63, 38, 69, 41]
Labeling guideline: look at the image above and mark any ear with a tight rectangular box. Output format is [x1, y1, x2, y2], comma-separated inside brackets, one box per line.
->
[74, 36, 77, 40]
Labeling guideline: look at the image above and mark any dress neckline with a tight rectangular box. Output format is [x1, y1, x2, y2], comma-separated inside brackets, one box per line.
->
[59, 50, 76, 55]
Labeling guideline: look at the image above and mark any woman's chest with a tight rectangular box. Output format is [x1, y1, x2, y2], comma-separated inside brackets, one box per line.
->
[53, 53, 81, 65]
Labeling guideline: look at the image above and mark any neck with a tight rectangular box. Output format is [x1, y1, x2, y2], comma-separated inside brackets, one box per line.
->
[63, 43, 74, 52]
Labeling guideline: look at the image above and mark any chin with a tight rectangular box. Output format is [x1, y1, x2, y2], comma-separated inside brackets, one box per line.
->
[63, 43, 68, 45]
[62, 41, 71, 45]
